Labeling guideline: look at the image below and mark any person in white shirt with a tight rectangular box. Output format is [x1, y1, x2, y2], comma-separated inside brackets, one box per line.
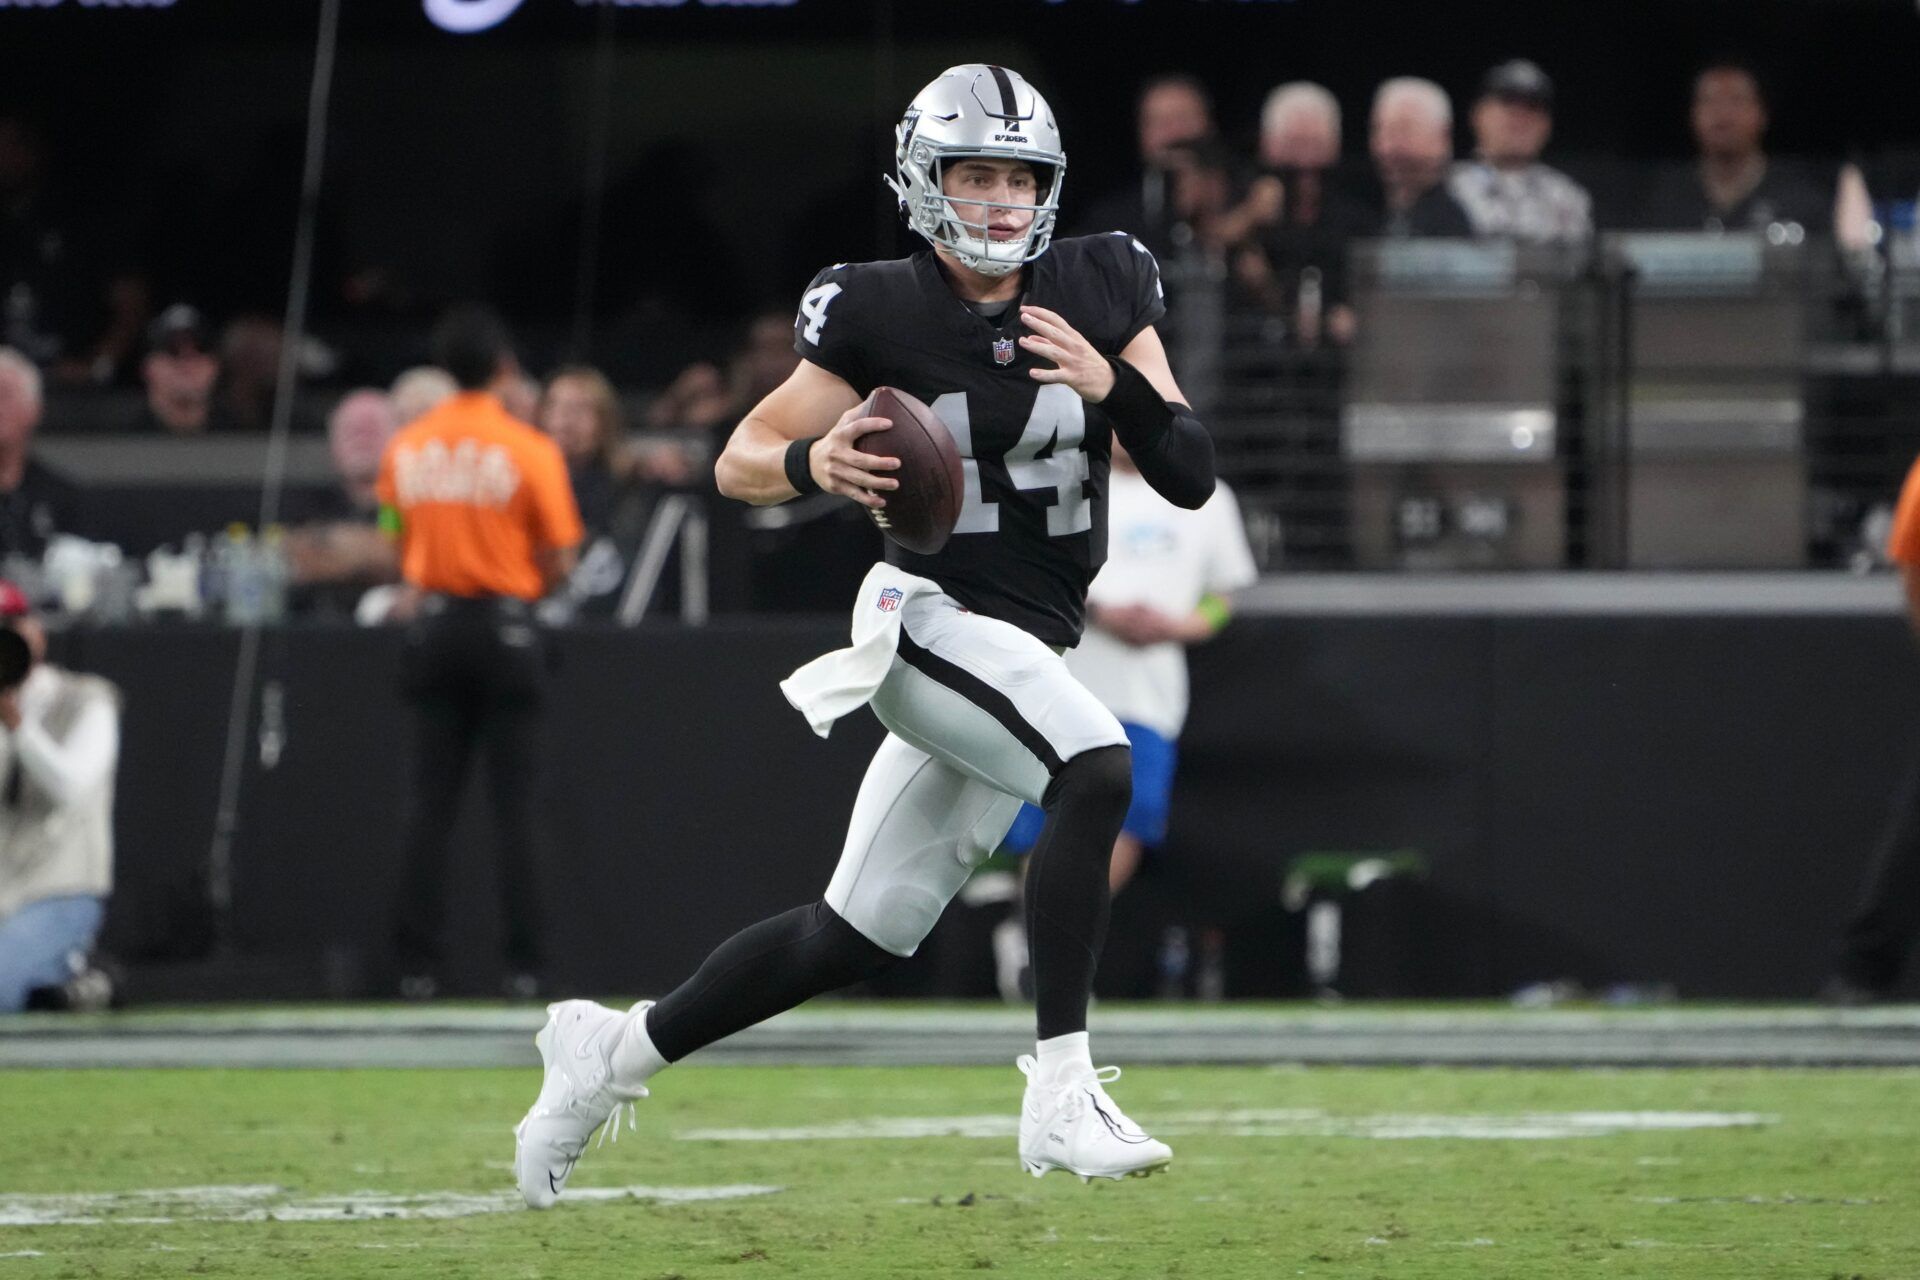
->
[1000, 441, 1258, 895]
[0, 582, 120, 1012]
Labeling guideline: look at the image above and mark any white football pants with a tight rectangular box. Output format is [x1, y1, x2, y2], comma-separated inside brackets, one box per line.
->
[822, 589, 1127, 956]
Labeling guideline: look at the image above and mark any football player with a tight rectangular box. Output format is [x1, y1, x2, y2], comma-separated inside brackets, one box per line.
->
[515, 64, 1215, 1205]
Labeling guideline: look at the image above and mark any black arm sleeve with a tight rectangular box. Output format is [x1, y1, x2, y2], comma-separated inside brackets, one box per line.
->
[1102, 356, 1215, 509]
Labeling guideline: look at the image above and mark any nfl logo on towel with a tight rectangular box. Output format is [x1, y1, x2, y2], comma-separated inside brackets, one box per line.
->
[877, 586, 903, 612]
[992, 337, 1016, 366]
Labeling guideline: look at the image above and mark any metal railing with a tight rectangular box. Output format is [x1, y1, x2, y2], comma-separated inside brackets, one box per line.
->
[1165, 232, 1916, 573]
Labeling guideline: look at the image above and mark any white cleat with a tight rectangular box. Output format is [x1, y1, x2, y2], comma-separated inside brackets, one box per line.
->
[513, 999, 649, 1209]
[1016, 1054, 1172, 1182]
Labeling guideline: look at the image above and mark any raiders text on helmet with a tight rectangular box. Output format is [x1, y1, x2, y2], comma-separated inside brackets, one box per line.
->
[885, 65, 1067, 277]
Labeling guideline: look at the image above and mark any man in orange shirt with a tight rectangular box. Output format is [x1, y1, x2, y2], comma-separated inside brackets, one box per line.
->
[377, 305, 583, 1000]
[1829, 457, 1920, 1002]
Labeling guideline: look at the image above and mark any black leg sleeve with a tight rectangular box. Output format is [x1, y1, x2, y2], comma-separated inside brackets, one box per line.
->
[646, 900, 899, 1063]
[1025, 745, 1132, 1040]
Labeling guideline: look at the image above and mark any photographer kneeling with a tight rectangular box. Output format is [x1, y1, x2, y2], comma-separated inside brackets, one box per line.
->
[0, 582, 121, 1012]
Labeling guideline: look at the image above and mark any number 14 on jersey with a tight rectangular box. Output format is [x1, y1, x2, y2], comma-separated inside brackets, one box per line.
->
[931, 384, 1091, 539]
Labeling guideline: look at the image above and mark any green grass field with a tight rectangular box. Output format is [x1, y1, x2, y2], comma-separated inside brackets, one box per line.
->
[3, 1063, 1917, 1278]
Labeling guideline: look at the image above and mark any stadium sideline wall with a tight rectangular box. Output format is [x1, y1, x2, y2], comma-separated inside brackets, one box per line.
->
[51, 613, 1920, 1002]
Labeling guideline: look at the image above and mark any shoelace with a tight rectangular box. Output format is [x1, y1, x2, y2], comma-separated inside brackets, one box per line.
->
[540, 1091, 638, 1163]
[1019, 1059, 1129, 1121]
[594, 1100, 637, 1149]
[551, 1022, 644, 1155]
[1061, 1067, 1134, 1130]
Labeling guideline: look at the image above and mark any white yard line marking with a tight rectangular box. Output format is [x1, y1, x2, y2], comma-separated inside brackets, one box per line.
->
[678, 1110, 1775, 1143]
[0, 1184, 779, 1226]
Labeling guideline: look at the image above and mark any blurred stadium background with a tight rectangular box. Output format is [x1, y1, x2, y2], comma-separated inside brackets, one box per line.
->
[1, 0, 1917, 1004]
[4, 3, 1920, 1274]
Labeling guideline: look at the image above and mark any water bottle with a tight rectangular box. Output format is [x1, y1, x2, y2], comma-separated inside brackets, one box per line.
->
[1196, 927, 1227, 1002]
[258, 679, 286, 769]
[258, 525, 289, 625]
[1306, 900, 1342, 993]
[222, 525, 264, 626]
[4, 283, 36, 354]
[1156, 925, 1190, 1000]
[1296, 266, 1324, 349]
[193, 531, 223, 617]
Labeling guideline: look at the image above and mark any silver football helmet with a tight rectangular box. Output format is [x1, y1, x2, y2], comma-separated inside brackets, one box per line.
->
[885, 64, 1067, 277]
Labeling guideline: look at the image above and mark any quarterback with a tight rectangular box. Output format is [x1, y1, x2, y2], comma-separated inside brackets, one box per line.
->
[515, 64, 1216, 1205]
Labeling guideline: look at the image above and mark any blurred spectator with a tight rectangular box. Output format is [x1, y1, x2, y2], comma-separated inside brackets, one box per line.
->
[537, 366, 629, 537]
[645, 361, 733, 436]
[992, 443, 1257, 998]
[0, 347, 79, 560]
[1638, 60, 1831, 234]
[1447, 60, 1593, 246]
[647, 310, 799, 473]
[498, 369, 541, 425]
[0, 114, 149, 386]
[319, 389, 399, 518]
[1164, 138, 1243, 251]
[390, 365, 458, 427]
[1260, 82, 1343, 175]
[728, 310, 803, 410]
[282, 389, 401, 612]
[1370, 78, 1474, 237]
[537, 364, 656, 619]
[0, 582, 121, 1013]
[129, 304, 234, 436]
[1245, 81, 1367, 346]
[1074, 74, 1217, 258]
[215, 315, 283, 432]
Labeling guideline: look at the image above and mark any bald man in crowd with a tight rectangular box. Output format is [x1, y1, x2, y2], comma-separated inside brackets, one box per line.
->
[282, 388, 402, 612]
[1370, 77, 1474, 237]
[1243, 81, 1368, 346]
[390, 366, 458, 428]
[0, 347, 79, 561]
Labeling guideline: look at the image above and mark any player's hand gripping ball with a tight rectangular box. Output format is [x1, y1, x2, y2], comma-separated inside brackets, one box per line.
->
[853, 386, 966, 555]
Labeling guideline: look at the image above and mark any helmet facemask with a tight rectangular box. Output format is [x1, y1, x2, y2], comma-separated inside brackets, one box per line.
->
[911, 156, 1062, 277]
[885, 65, 1068, 278]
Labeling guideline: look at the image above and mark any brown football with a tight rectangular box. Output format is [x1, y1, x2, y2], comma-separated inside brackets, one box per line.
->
[855, 385, 966, 556]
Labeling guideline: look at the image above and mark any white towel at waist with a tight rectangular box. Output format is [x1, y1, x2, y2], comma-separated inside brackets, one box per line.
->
[780, 563, 944, 737]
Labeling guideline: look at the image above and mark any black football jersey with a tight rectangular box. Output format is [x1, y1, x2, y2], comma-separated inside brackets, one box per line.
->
[793, 232, 1167, 647]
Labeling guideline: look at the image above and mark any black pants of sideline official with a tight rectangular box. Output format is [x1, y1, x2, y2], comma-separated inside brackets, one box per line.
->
[1838, 740, 1920, 993]
[392, 599, 550, 979]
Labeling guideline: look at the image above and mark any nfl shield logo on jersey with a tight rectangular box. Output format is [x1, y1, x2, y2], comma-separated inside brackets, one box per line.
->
[877, 586, 904, 612]
[992, 337, 1016, 366]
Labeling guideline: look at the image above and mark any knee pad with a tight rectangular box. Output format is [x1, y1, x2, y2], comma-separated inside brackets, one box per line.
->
[829, 790, 1023, 960]
[810, 901, 904, 983]
[1043, 744, 1132, 822]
